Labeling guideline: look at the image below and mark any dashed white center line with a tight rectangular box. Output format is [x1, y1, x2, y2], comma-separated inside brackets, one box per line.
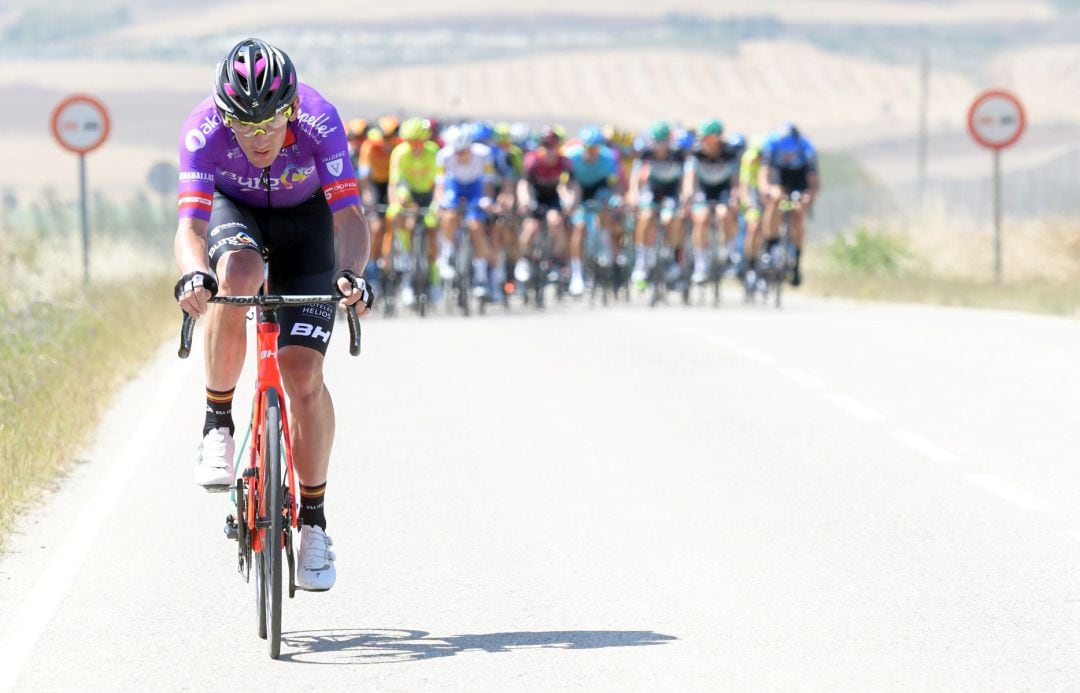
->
[822, 393, 885, 422]
[736, 347, 775, 364]
[967, 473, 1058, 514]
[890, 430, 960, 463]
[709, 335, 738, 348]
[779, 366, 826, 389]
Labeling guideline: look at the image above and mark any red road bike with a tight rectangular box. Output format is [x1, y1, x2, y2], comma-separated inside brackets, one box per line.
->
[179, 293, 361, 659]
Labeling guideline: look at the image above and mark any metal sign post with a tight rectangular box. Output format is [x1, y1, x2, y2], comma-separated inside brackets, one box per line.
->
[967, 89, 1025, 285]
[50, 94, 110, 284]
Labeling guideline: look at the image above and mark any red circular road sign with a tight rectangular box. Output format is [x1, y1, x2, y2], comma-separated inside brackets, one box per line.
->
[967, 89, 1025, 150]
[51, 94, 110, 154]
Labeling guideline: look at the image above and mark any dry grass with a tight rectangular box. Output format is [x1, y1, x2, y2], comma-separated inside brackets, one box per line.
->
[806, 209, 1080, 316]
[0, 236, 176, 548]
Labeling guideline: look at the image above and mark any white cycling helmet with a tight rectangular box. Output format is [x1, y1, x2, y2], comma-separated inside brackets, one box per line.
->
[452, 127, 475, 152]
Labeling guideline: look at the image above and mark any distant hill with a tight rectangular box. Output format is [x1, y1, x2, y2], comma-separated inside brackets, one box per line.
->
[1, 0, 1076, 197]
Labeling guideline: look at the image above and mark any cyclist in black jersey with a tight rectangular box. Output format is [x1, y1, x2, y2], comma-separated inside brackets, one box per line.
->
[629, 121, 687, 286]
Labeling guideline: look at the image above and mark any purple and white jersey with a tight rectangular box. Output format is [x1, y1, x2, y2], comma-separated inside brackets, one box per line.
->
[177, 83, 360, 221]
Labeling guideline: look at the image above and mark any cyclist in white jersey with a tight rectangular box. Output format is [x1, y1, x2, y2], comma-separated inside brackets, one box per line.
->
[434, 128, 497, 297]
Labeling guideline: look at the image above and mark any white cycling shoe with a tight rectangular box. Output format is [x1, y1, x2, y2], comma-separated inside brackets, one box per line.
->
[296, 525, 337, 592]
[438, 257, 456, 281]
[514, 258, 531, 283]
[194, 427, 235, 491]
[569, 274, 585, 296]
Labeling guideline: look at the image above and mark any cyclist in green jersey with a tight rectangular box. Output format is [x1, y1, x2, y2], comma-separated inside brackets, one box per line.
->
[388, 118, 440, 306]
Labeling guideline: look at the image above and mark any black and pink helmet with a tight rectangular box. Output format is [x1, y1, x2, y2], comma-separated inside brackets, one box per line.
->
[213, 38, 298, 122]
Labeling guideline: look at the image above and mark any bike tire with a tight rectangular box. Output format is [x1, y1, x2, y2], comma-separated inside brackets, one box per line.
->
[258, 388, 284, 659]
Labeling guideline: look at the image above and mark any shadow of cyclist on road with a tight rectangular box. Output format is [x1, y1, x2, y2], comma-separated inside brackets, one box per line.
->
[280, 628, 677, 664]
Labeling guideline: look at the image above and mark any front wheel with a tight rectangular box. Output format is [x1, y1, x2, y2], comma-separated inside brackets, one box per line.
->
[255, 388, 284, 659]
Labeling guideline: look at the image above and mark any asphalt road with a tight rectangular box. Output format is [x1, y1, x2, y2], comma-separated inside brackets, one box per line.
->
[3, 292, 1080, 691]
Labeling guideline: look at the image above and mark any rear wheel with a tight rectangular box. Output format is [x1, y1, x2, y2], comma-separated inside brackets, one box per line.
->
[255, 388, 284, 659]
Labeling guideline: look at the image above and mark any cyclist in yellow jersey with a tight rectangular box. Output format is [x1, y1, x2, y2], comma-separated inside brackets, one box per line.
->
[388, 118, 440, 306]
[739, 135, 766, 273]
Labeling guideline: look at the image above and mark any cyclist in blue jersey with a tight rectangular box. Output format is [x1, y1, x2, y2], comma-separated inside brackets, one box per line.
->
[565, 126, 621, 296]
[761, 122, 819, 286]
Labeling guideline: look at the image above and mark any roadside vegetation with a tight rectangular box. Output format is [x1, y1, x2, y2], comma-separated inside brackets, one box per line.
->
[806, 212, 1080, 317]
[0, 194, 175, 548]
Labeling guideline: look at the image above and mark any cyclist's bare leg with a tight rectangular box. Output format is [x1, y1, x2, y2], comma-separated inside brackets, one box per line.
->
[663, 210, 684, 249]
[548, 209, 569, 262]
[205, 249, 263, 391]
[763, 185, 783, 240]
[370, 213, 386, 264]
[691, 206, 710, 250]
[468, 218, 492, 264]
[278, 346, 333, 487]
[635, 208, 655, 248]
[719, 204, 737, 245]
[744, 211, 762, 261]
[519, 217, 539, 256]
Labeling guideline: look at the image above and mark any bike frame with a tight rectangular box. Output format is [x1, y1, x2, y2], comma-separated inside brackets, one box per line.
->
[245, 309, 296, 554]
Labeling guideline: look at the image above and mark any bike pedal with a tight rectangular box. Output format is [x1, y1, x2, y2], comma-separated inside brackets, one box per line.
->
[203, 484, 230, 494]
[224, 515, 238, 540]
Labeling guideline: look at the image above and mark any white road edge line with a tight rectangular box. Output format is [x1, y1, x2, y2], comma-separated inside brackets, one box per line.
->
[967, 473, 1058, 514]
[822, 393, 885, 422]
[736, 347, 775, 364]
[0, 355, 189, 693]
[779, 366, 826, 389]
[890, 430, 960, 463]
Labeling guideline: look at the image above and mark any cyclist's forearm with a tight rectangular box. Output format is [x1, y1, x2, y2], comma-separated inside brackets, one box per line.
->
[174, 217, 211, 274]
[333, 204, 371, 273]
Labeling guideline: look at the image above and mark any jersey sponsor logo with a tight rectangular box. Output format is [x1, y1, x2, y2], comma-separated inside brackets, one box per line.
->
[290, 322, 331, 343]
[183, 113, 222, 152]
[179, 171, 214, 182]
[208, 232, 258, 256]
[209, 221, 246, 237]
[279, 164, 316, 190]
[295, 108, 339, 142]
[177, 191, 213, 212]
[218, 167, 313, 192]
[323, 177, 359, 205]
[326, 157, 344, 177]
[185, 129, 206, 152]
[301, 304, 334, 320]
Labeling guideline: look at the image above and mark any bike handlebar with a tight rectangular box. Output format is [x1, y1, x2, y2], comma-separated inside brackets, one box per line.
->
[178, 295, 362, 360]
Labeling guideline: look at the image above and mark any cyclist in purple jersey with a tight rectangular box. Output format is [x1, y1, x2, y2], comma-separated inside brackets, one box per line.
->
[174, 39, 372, 593]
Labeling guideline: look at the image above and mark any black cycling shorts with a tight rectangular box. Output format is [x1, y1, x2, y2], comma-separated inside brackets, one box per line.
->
[206, 190, 337, 355]
[529, 188, 563, 220]
[770, 167, 810, 194]
[371, 181, 390, 209]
